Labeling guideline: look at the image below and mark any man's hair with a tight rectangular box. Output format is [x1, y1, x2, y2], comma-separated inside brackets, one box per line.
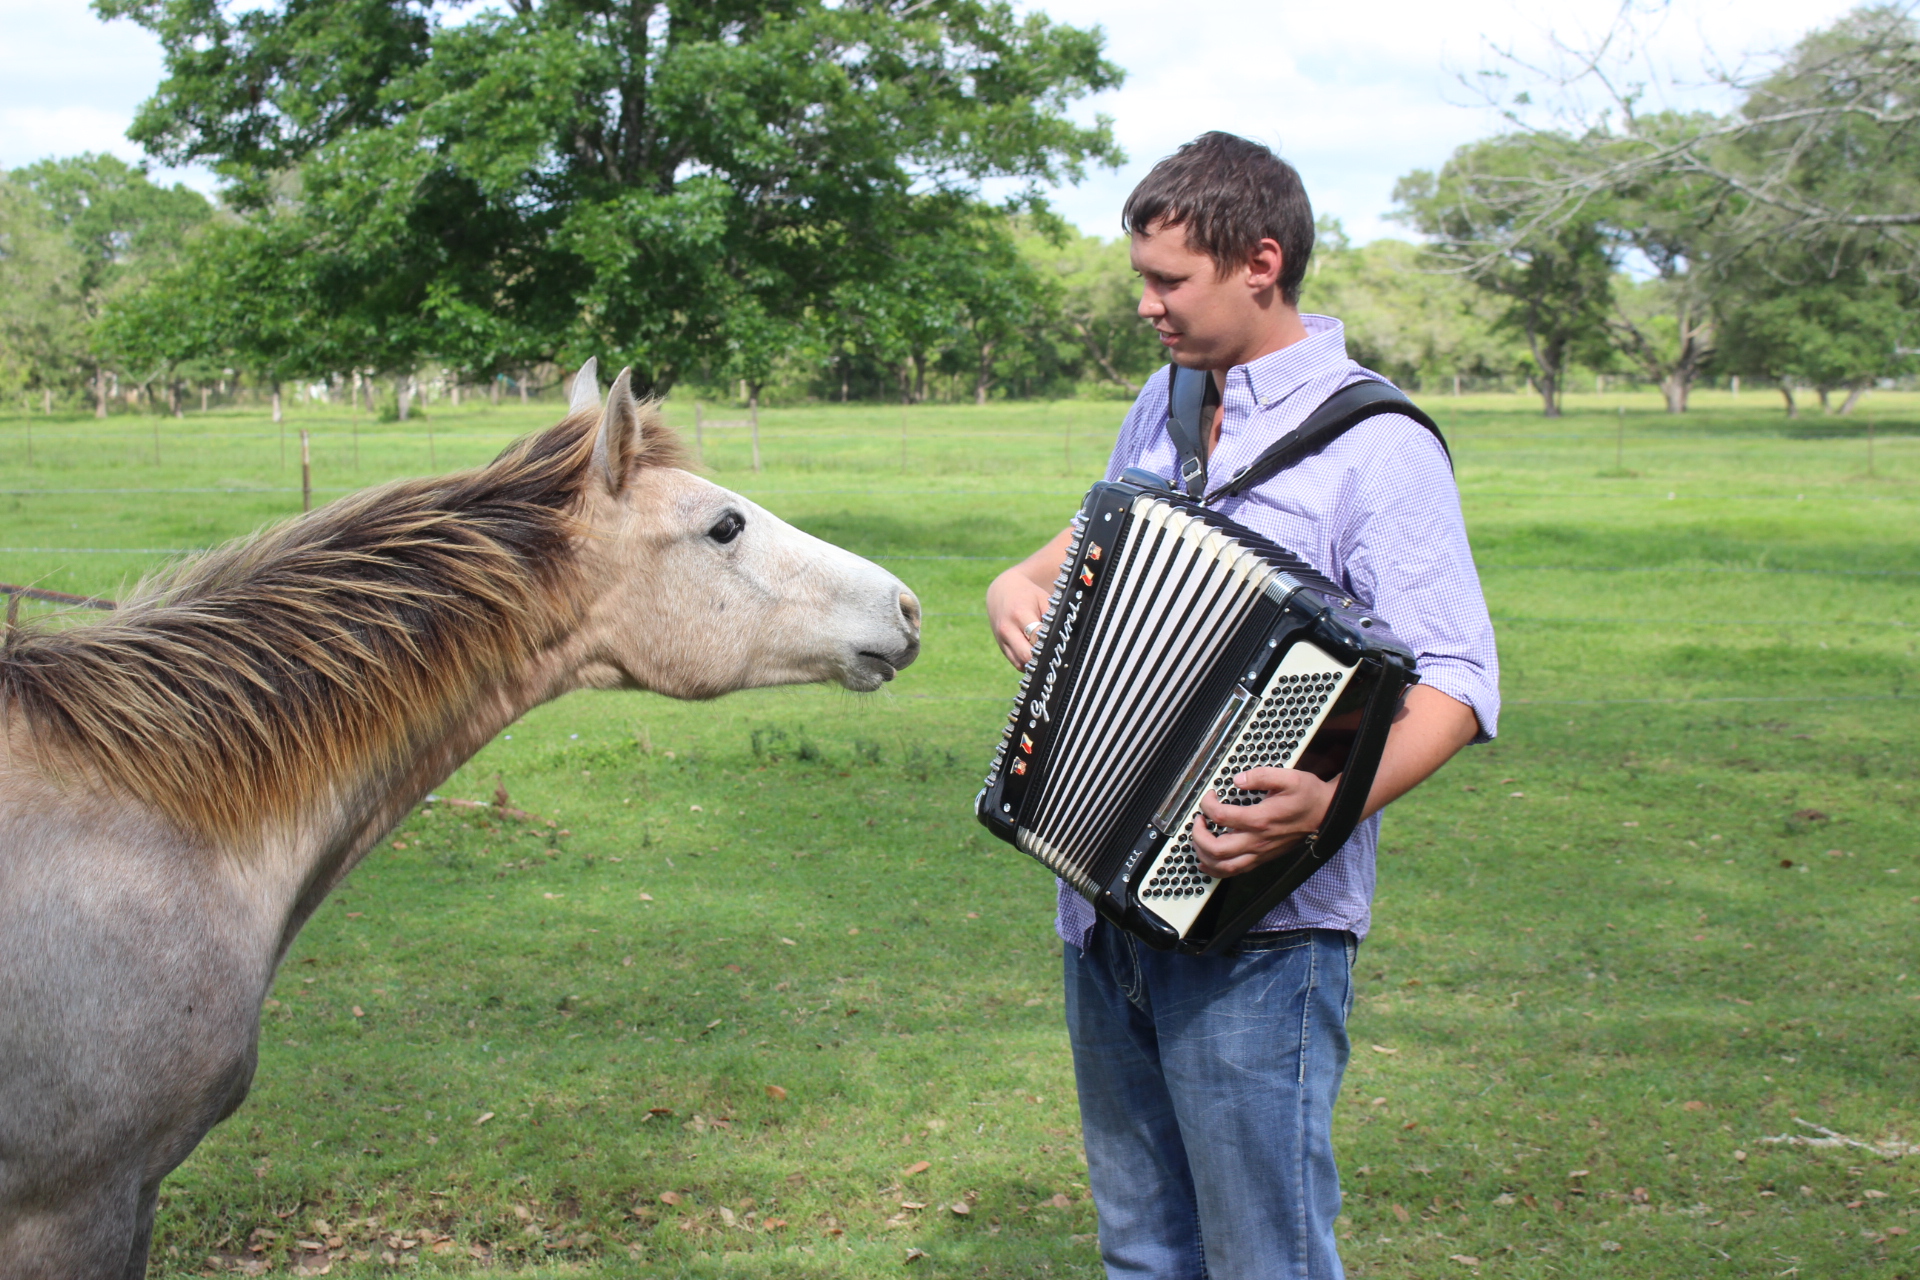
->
[1121, 132, 1314, 306]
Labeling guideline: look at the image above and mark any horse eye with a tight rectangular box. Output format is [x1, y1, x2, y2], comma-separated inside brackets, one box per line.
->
[708, 511, 745, 544]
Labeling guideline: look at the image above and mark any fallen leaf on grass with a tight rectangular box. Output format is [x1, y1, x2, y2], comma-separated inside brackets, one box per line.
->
[659, 1191, 683, 1206]
[1391, 1205, 1410, 1223]
[900, 1200, 927, 1210]
[949, 1203, 971, 1216]
[1371, 1045, 1398, 1055]
[474, 1112, 494, 1126]
[903, 1161, 931, 1177]
[1682, 1100, 1708, 1112]
[638, 893, 655, 901]
[766, 1085, 788, 1100]
[1599, 1240, 1622, 1252]
[905, 1248, 929, 1263]
[351, 1007, 364, 1018]
[1046, 1193, 1072, 1208]
[780, 937, 797, 946]
[1450, 1255, 1481, 1267]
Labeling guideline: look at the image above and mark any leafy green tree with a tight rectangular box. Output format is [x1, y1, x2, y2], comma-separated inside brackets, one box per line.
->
[1395, 134, 1616, 416]
[0, 175, 88, 409]
[101, 0, 1124, 394]
[1019, 223, 1160, 395]
[11, 153, 211, 414]
[1716, 267, 1916, 416]
[1302, 224, 1519, 393]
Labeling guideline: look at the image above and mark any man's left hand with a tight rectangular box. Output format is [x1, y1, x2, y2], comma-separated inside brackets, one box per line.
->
[1191, 768, 1337, 879]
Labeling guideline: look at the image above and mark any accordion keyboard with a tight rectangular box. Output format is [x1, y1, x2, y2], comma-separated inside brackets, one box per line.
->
[1012, 497, 1275, 891]
[1137, 642, 1357, 937]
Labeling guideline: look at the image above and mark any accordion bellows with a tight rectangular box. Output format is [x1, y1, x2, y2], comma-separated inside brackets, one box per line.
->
[978, 478, 1418, 954]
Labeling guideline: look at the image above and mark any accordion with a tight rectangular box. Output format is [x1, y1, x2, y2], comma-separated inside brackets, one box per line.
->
[977, 476, 1418, 955]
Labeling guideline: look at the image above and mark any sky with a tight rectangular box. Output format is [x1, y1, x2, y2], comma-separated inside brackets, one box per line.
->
[0, 0, 1871, 244]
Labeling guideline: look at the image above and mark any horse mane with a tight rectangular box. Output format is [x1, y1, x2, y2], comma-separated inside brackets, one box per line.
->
[0, 402, 678, 842]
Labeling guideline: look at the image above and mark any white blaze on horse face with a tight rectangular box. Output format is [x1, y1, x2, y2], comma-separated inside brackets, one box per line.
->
[586, 467, 920, 699]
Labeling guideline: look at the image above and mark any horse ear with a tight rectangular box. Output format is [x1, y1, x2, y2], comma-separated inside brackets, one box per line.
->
[569, 357, 601, 415]
[592, 366, 639, 494]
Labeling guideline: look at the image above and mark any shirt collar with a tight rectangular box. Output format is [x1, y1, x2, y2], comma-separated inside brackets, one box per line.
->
[1233, 313, 1350, 411]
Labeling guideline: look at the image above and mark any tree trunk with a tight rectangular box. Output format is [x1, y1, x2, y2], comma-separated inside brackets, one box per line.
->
[1068, 316, 1140, 395]
[975, 341, 996, 406]
[1837, 384, 1867, 416]
[490, 377, 500, 406]
[95, 365, 108, 418]
[840, 361, 849, 403]
[451, 381, 460, 408]
[169, 380, 182, 419]
[45, 389, 53, 413]
[1660, 371, 1690, 414]
[1779, 381, 1798, 419]
[518, 374, 528, 405]
[1817, 387, 1832, 414]
[398, 375, 413, 421]
[199, 385, 209, 412]
[748, 384, 762, 473]
[271, 385, 283, 424]
[1536, 372, 1561, 418]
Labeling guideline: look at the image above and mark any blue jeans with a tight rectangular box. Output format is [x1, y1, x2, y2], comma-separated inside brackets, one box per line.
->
[1064, 923, 1358, 1280]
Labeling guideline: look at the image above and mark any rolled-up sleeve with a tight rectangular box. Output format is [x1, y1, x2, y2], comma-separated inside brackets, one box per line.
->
[1338, 417, 1500, 742]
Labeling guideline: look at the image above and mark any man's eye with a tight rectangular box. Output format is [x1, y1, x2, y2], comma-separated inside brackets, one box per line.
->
[708, 511, 745, 544]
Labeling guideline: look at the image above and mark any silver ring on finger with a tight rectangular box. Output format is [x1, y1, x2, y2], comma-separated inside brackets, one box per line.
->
[1023, 620, 1042, 638]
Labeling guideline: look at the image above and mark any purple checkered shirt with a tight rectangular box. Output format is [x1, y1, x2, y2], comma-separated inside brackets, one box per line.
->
[1055, 314, 1500, 949]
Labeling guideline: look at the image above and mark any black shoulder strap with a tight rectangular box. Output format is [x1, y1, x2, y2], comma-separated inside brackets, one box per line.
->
[1205, 380, 1450, 504]
[1164, 364, 1218, 499]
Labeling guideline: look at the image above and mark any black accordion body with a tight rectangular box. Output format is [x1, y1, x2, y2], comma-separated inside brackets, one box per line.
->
[977, 477, 1419, 955]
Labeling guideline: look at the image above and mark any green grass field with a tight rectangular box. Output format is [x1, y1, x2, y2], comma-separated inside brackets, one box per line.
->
[3, 387, 1918, 1278]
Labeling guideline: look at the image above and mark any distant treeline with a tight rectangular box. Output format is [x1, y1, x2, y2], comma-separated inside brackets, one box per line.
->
[1, 2, 1913, 418]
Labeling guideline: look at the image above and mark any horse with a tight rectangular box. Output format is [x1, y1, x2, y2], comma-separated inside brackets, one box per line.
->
[0, 362, 921, 1279]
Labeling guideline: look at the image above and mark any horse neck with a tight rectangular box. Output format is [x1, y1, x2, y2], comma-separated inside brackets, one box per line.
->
[262, 633, 593, 969]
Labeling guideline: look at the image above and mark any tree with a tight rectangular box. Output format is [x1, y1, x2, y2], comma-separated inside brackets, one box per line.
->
[11, 154, 211, 414]
[1019, 223, 1161, 395]
[101, 0, 1124, 394]
[1302, 224, 1519, 392]
[1450, 6, 1920, 281]
[0, 175, 87, 409]
[1716, 266, 1916, 416]
[1396, 134, 1616, 416]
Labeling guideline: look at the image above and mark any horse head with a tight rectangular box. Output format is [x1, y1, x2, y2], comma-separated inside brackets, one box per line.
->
[567, 359, 922, 700]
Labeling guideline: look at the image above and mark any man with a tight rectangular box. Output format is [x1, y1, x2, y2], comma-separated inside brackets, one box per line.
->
[985, 132, 1499, 1278]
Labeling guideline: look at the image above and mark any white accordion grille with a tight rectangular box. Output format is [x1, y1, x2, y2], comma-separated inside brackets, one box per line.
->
[1133, 643, 1355, 937]
[1011, 496, 1279, 887]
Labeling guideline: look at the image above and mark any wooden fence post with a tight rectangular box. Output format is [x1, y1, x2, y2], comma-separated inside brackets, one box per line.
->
[749, 392, 761, 473]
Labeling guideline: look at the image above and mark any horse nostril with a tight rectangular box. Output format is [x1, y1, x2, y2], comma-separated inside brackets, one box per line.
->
[898, 591, 921, 631]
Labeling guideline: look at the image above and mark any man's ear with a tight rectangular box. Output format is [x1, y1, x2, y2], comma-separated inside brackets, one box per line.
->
[569, 356, 601, 415]
[1245, 237, 1285, 292]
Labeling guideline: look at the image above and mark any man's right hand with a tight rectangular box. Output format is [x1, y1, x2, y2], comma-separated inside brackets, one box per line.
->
[986, 525, 1077, 670]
